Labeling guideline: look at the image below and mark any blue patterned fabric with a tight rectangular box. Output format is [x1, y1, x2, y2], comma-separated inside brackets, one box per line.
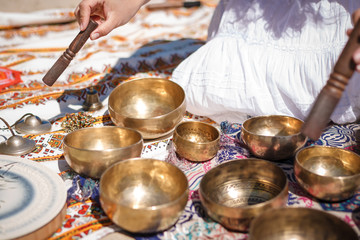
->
[66, 120, 360, 239]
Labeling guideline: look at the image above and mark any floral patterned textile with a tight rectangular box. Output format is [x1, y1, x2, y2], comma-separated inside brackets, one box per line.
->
[0, 2, 359, 239]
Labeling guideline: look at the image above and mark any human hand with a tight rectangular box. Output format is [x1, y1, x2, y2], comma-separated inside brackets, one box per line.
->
[75, 0, 150, 40]
[347, 8, 360, 72]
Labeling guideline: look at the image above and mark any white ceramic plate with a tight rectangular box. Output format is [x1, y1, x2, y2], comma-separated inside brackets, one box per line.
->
[0, 155, 67, 239]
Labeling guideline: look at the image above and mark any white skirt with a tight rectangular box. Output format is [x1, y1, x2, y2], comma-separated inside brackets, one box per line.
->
[171, 0, 360, 124]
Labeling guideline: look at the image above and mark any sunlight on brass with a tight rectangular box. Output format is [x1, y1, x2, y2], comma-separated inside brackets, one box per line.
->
[100, 158, 188, 233]
[0, 117, 36, 155]
[199, 159, 288, 232]
[63, 126, 143, 179]
[241, 115, 307, 161]
[108, 78, 186, 139]
[173, 121, 220, 162]
[249, 207, 358, 240]
[294, 145, 360, 202]
[83, 87, 103, 111]
[15, 115, 51, 134]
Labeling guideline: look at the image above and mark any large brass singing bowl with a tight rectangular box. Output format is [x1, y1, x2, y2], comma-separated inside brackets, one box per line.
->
[249, 207, 358, 240]
[199, 159, 288, 232]
[294, 145, 360, 202]
[63, 126, 143, 179]
[100, 158, 188, 233]
[108, 78, 186, 139]
[241, 115, 307, 161]
[173, 121, 220, 162]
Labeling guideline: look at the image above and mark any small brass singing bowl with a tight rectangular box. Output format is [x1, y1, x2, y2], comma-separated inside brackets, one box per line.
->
[241, 115, 307, 161]
[108, 78, 186, 139]
[199, 159, 288, 232]
[100, 158, 189, 233]
[63, 126, 143, 179]
[172, 121, 220, 162]
[294, 145, 360, 202]
[249, 207, 358, 240]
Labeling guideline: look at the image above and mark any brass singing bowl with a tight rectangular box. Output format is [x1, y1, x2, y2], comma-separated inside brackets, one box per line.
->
[294, 145, 360, 202]
[241, 115, 307, 161]
[100, 158, 189, 233]
[108, 78, 186, 139]
[63, 126, 143, 179]
[249, 207, 358, 240]
[172, 121, 220, 162]
[199, 159, 288, 232]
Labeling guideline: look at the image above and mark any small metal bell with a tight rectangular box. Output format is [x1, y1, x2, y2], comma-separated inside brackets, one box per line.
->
[0, 117, 36, 155]
[83, 87, 103, 111]
[15, 114, 51, 134]
[0, 135, 36, 156]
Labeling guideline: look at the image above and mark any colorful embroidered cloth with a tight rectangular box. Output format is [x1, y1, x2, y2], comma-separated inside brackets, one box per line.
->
[0, 2, 360, 239]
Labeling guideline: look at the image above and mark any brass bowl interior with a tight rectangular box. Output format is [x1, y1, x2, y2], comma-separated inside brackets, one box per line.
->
[208, 179, 281, 207]
[64, 127, 142, 151]
[242, 115, 303, 137]
[241, 115, 307, 161]
[173, 121, 220, 162]
[101, 159, 188, 209]
[199, 159, 288, 232]
[109, 78, 185, 119]
[201, 159, 287, 208]
[296, 146, 360, 177]
[294, 146, 360, 202]
[63, 126, 143, 178]
[100, 158, 189, 233]
[249, 208, 358, 240]
[108, 78, 186, 139]
[176, 121, 219, 144]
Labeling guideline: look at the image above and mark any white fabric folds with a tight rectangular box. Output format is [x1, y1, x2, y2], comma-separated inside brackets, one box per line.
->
[171, 0, 360, 124]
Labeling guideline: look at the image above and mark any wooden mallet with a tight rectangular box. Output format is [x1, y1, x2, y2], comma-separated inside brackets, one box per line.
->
[42, 19, 98, 86]
[301, 19, 360, 140]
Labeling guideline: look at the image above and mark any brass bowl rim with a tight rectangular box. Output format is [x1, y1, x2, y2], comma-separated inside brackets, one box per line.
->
[250, 207, 358, 237]
[174, 121, 221, 145]
[63, 126, 143, 152]
[108, 77, 186, 120]
[242, 115, 305, 138]
[199, 158, 288, 210]
[100, 157, 189, 210]
[295, 145, 360, 179]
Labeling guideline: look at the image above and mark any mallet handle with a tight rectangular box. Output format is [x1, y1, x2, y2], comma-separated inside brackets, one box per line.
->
[302, 19, 360, 140]
[42, 19, 98, 86]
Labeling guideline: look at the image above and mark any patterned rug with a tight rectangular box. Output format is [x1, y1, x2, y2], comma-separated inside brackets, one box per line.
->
[0, 2, 360, 239]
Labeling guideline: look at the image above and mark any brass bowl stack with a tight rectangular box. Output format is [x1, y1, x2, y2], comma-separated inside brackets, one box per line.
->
[199, 159, 288, 232]
[241, 115, 307, 161]
[108, 78, 186, 139]
[172, 121, 220, 162]
[294, 145, 360, 202]
[249, 207, 358, 240]
[63, 126, 143, 179]
[100, 158, 189, 233]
